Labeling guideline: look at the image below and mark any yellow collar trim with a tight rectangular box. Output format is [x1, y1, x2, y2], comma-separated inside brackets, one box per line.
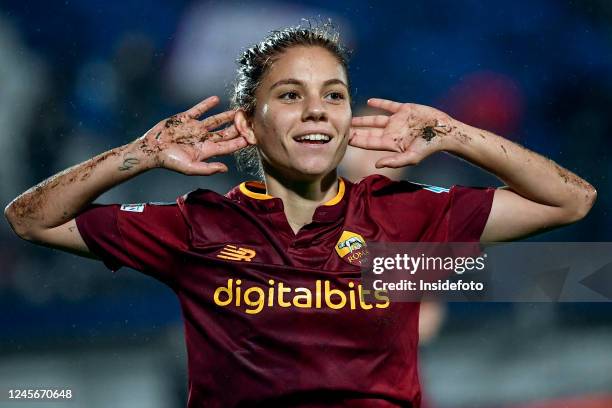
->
[238, 178, 346, 206]
[239, 181, 274, 200]
[323, 178, 345, 206]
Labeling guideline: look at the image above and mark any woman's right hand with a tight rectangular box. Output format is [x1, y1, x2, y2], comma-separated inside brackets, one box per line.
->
[135, 96, 247, 175]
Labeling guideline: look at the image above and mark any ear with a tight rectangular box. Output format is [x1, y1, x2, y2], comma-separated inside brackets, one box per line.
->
[235, 109, 257, 145]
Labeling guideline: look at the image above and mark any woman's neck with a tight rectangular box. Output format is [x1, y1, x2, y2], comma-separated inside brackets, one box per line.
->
[263, 171, 339, 234]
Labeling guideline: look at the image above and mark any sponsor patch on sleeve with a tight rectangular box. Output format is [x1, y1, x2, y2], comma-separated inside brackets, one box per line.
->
[413, 182, 450, 194]
[423, 185, 450, 194]
[120, 203, 145, 213]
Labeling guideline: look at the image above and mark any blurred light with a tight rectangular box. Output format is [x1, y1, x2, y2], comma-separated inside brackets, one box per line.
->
[438, 70, 524, 137]
[164, 1, 353, 103]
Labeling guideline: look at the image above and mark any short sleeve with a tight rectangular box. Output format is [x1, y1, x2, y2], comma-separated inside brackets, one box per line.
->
[441, 185, 496, 242]
[75, 202, 189, 285]
[362, 175, 496, 243]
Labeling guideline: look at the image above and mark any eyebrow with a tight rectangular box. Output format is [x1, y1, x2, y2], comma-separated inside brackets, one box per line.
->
[270, 78, 348, 90]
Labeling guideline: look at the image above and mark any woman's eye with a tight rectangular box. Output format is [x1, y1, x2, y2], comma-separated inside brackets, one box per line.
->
[326, 92, 345, 101]
[279, 91, 299, 100]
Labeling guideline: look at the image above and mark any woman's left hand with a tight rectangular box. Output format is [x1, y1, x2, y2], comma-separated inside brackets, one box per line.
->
[349, 98, 458, 168]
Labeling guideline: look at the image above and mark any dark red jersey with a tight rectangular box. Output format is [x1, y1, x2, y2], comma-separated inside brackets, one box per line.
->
[75, 175, 495, 408]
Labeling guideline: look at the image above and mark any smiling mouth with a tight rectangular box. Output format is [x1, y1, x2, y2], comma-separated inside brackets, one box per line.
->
[293, 133, 332, 144]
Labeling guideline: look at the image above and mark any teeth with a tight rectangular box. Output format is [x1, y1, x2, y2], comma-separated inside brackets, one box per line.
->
[296, 133, 331, 142]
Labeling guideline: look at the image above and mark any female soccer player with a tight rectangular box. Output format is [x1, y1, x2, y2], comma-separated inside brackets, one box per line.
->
[4, 24, 596, 407]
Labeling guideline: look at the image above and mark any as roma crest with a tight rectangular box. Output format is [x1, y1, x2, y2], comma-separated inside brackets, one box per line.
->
[335, 230, 368, 266]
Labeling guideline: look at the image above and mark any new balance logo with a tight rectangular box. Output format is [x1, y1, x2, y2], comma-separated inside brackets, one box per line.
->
[217, 245, 256, 262]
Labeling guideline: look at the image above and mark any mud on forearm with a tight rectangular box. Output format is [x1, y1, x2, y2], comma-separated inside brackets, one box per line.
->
[439, 122, 596, 210]
[6, 142, 148, 231]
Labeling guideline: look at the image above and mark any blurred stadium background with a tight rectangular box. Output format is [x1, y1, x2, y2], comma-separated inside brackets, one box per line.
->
[1, 1, 611, 407]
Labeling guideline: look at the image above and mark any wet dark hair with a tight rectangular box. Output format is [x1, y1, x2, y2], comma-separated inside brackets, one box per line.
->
[230, 20, 351, 179]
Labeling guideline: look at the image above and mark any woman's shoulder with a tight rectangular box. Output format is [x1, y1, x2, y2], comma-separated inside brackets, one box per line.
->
[350, 174, 450, 198]
[176, 183, 270, 215]
[177, 188, 230, 206]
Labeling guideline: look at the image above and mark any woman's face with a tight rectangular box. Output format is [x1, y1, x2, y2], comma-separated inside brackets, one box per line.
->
[246, 46, 352, 181]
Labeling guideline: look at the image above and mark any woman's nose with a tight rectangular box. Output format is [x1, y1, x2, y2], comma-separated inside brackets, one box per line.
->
[302, 98, 327, 122]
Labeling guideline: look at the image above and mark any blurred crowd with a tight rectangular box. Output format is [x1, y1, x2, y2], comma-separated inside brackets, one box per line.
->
[0, 1, 611, 406]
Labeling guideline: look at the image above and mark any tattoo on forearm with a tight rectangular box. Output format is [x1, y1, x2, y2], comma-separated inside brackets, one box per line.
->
[118, 156, 140, 171]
